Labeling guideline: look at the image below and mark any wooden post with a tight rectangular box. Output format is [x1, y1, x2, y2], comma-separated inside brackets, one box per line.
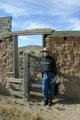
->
[13, 35, 18, 78]
[23, 53, 30, 100]
[42, 34, 48, 47]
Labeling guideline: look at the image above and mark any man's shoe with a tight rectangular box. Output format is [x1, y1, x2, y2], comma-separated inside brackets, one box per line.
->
[44, 100, 48, 106]
[48, 100, 52, 106]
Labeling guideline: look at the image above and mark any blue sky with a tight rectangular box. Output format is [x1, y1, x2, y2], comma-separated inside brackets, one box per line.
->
[0, 0, 80, 47]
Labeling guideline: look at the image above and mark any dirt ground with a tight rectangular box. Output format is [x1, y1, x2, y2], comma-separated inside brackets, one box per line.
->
[0, 95, 80, 120]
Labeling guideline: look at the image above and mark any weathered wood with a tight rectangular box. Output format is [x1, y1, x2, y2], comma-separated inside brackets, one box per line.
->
[42, 34, 48, 47]
[11, 29, 53, 36]
[13, 35, 18, 78]
[23, 53, 31, 101]
[6, 77, 24, 98]
[11, 90, 23, 98]
[42, 34, 45, 47]
[8, 77, 23, 84]
[10, 83, 23, 91]
[7, 72, 14, 76]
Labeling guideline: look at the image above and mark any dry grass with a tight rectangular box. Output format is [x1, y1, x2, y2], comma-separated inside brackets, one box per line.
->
[0, 104, 41, 120]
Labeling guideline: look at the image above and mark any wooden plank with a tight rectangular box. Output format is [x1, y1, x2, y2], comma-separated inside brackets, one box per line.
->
[11, 29, 53, 36]
[7, 72, 14, 76]
[10, 83, 23, 91]
[7, 77, 24, 97]
[13, 35, 19, 78]
[8, 77, 23, 84]
[11, 90, 23, 98]
[30, 91, 42, 96]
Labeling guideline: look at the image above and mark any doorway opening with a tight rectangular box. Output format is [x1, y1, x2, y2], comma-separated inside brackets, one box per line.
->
[18, 35, 42, 78]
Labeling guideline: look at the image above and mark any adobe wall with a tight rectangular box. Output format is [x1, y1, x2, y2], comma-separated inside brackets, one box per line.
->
[46, 36, 80, 99]
[0, 17, 13, 89]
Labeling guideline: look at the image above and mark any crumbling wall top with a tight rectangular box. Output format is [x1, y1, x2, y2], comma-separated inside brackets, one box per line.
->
[0, 17, 12, 40]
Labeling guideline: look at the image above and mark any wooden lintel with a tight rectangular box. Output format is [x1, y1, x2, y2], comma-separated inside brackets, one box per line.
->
[11, 29, 54, 36]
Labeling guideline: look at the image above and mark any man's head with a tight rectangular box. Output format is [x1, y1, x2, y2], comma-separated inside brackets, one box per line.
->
[41, 47, 49, 57]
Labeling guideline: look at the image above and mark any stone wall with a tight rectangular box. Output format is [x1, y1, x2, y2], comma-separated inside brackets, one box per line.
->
[45, 36, 80, 99]
[0, 17, 13, 90]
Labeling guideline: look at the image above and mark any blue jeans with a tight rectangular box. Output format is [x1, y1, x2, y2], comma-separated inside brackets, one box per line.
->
[42, 72, 55, 102]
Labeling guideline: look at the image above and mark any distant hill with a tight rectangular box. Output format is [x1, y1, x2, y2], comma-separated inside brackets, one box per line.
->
[18, 45, 42, 55]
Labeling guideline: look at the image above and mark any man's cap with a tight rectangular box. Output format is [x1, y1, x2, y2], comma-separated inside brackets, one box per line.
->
[41, 47, 49, 52]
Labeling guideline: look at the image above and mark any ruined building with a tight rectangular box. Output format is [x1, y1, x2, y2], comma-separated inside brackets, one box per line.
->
[0, 16, 80, 99]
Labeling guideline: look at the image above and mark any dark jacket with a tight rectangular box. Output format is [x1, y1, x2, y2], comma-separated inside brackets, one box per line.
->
[40, 56, 57, 75]
[31, 54, 57, 75]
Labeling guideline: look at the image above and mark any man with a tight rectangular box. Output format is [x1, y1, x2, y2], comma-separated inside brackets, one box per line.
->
[40, 47, 57, 106]
[30, 47, 57, 106]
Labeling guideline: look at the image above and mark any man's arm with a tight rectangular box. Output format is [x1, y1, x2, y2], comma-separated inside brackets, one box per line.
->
[28, 53, 42, 63]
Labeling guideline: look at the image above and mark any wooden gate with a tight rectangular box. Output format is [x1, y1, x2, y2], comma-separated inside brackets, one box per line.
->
[23, 53, 42, 101]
